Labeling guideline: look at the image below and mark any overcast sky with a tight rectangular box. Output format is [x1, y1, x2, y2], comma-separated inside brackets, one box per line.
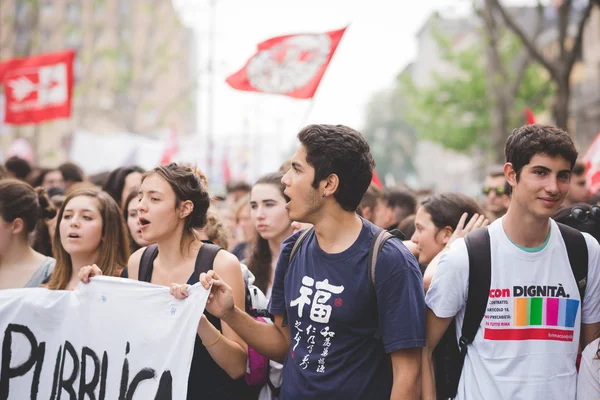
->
[172, 0, 481, 140]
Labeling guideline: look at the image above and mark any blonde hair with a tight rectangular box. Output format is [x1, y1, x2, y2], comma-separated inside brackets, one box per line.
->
[204, 209, 229, 249]
[48, 189, 130, 290]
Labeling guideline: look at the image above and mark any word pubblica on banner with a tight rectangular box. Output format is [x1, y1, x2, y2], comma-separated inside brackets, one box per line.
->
[0, 277, 209, 399]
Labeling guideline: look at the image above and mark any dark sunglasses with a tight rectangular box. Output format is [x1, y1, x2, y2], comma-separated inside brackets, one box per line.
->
[482, 186, 505, 196]
[570, 206, 600, 223]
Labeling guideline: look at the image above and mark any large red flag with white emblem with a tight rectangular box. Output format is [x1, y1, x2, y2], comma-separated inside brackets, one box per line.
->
[0, 50, 75, 124]
[226, 27, 347, 99]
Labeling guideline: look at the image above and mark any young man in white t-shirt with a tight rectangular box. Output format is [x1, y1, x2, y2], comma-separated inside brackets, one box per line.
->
[422, 124, 600, 400]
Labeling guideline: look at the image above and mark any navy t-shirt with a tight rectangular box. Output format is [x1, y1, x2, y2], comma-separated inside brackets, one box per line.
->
[268, 218, 425, 399]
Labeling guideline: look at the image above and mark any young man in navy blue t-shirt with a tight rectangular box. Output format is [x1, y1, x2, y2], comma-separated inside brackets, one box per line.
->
[199, 124, 425, 399]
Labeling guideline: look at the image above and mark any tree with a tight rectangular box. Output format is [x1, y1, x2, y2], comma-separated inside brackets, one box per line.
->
[400, 12, 553, 162]
[362, 84, 417, 183]
[488, 0, 596, 129]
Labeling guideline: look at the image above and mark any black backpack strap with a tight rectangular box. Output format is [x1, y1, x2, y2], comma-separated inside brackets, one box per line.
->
[367, 228, 404, 339]
[289, 227, 314, 264]
[557, 222, 588, 301]
[194, 242, 222, 279]
[138, 244, 159, 282]
[368, 228, 405, 290]
[461, 227, 492, 353]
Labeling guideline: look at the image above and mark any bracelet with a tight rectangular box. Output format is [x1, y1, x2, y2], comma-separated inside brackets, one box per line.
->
[203, 332, 222, 348]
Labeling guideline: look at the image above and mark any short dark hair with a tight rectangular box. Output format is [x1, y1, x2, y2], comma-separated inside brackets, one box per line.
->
[486, 164, 505, 179]
[5, 156, 32, 180]
[59, 162, 85, 183]
[421, 192, 484, 230]
[572, 161, 586, 176]
[505, 124, 578, 180]
[298, 124, 375, 212]
[358, 184, 381, 216]
[226, 180, 252, 194]
[381, 187, 417, 223]
[103, 165, 145, 205]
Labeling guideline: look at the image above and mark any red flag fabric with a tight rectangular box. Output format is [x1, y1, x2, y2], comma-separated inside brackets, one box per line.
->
[0, 50, 75, 124]
[160, 128, 179, 165]
[583, 132, 600, 194]
[226, 27, 347, 99]
[525, 108, 536, 124]
[371, 170, 383, 189]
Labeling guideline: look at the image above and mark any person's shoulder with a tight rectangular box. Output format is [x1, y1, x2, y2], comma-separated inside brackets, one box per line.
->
[214, 249, 241, 273]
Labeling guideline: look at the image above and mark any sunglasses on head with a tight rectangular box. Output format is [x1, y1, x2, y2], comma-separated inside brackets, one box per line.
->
[570, 206, 600, 223]
[482, 186, 505, 196]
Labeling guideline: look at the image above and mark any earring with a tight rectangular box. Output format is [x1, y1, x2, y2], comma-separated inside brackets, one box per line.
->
[322, 193, 326, 198]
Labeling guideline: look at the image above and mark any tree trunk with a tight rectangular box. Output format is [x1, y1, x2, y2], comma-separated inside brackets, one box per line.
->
[482, 0, 510, 164]
[553, 76, 571, 131]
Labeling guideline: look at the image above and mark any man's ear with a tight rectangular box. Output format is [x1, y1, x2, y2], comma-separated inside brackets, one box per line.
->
[322, 174, 339, 198]
[179, 200, 194, 219]
[504, 163, 517, 188]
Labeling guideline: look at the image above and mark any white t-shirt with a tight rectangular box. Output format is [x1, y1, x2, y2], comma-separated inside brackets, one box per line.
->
[426, 218, 600, 400]
[577, 338, 600, 400]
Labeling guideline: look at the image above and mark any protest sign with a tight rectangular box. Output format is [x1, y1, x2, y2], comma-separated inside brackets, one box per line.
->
[0, 276, 207, 399]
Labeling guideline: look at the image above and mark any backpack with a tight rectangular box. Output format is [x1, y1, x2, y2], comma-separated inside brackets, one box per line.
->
[433, 222, 588, 400]
[138, 242, 271, 389]
[283, 227, 405, 333]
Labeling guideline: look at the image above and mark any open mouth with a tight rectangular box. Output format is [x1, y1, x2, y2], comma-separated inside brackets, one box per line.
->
[68, 233, 81, 239]
[139, 218, 151, 228]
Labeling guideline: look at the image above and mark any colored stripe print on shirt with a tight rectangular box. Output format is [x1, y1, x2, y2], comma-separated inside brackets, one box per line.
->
[483, 284, 578, 342]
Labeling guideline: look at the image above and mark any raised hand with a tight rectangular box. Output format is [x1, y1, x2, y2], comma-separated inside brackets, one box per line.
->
[448, 212, 489, 247]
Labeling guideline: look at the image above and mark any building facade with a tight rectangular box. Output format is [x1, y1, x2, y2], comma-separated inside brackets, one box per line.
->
[0, 0, 197, 166]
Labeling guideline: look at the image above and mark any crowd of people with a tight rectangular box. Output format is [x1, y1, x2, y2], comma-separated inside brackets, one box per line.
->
[2, 122, 600, 399]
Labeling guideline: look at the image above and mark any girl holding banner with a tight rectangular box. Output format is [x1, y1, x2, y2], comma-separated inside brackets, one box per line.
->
[80, 163, 249, 400]
[0, 179, 57, 289]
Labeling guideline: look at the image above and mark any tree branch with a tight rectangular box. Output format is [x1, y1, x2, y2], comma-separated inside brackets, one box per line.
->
[488, 0, 558, 79]
[510, 1, 545, 98]
[565, 0, 594, 73]
[557, 0, 572, 60]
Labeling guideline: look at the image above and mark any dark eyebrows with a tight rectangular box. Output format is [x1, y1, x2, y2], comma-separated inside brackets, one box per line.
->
[531, 165, 552, 172]
[138, 190, 163, 195]
[291, 161, 303, 170]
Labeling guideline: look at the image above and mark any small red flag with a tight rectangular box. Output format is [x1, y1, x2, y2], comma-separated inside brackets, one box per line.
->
[226, 27, 347, 99]
[583, 132, 600, 194]
[160, 128, 179, 165]
[0, 50, 75, 124]
[525, 108, 536, 124]
[371, 170, 383, 189]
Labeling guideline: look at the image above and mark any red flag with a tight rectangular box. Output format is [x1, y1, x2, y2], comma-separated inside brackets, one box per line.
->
[222, 154, 232, 183]
[160, 128, 179, 165]
[226, 27, 347, 99]
[371, 170, 383, 189]
[525, 108, 536, 124]
[0, 50, 75, 124]
[583, 132, 600, 194]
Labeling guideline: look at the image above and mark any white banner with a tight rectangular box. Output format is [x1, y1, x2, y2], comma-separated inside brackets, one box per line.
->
[0, 276, 208, 399]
